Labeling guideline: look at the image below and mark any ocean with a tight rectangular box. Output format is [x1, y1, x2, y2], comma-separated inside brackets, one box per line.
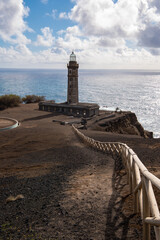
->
[0, 68, 159, 138]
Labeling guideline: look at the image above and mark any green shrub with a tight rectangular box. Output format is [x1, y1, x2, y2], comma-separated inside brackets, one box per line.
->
[22, 95, 45, 104]
[0, 94, 22, 110]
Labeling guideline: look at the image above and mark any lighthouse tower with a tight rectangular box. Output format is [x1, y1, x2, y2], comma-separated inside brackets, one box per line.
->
[39, 51, 99, 117]
[67, 52, 79, 104]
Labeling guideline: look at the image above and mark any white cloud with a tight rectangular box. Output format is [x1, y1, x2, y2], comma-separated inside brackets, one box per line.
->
[67, 0, 160, 51]
[41, 0, 48, 4]
[35, 27, 55, 47]
[0, 45, 68, 68]
[1, 44, 160, 70]
[59, 12, 69, 19]
[58, 26, 82, 36]
[0, 45, 35, 67]
[1, 0, 160, 69]
[16, 44, 32, 55]
[69, 0, 138, 37]
[139, 25, 160, 48]
[0, 0, 31, 44]
[46, 9, 57, 19]
[56, 35, 95, 52]
[98, 37, 125, 48]
[150, 0, 160, 11]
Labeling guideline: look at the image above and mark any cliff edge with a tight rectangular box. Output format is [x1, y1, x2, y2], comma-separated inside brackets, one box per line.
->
[87, 111, 153, 138]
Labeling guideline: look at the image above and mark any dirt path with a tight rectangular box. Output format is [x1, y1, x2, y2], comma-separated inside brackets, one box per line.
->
[0, 104, 148, 239]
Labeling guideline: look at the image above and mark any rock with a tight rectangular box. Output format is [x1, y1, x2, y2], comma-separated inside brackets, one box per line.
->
[92, 111, 153, 138]
[6, 194, 24, 203]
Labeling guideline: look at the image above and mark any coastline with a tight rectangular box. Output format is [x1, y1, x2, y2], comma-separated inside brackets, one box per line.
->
[0, 68, 160, 138]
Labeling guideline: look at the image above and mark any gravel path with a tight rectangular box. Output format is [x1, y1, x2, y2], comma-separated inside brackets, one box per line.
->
[0, 104, 154, 239]
[0, 134, 142, 240]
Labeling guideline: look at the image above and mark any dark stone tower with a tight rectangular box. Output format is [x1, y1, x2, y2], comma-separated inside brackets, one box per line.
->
[67, 52, 79, 104]
[39, 51, 99, 117]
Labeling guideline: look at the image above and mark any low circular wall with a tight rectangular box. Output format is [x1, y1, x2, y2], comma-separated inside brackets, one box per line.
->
[0, 117, 19, 131]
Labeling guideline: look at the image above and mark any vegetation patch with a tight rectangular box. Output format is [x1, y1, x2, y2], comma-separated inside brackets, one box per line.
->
[0, 94, 45, 110]
[0, 94, 22, 110]
[22, 95, 45, 104]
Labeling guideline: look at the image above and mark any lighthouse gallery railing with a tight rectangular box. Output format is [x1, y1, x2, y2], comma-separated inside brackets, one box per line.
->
[72, 125, 160, 240]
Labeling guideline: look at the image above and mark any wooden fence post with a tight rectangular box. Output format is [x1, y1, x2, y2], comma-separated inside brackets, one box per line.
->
[142, 176, 150, 240]
[132, 161, 138, 213]
[128, 151, 133, 193]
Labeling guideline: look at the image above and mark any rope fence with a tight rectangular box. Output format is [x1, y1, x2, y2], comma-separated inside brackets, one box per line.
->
[72, 125, 160, 240]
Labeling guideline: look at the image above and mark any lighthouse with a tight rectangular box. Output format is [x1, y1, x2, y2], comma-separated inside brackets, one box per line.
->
[67, 52, 79, 104]
[39, 51, 99, 117]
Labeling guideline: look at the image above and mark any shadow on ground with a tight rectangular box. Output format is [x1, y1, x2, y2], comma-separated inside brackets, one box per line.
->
[105, 154, 143, 240]
[22, 113, 55, 122]
[0, 147, 144, 239]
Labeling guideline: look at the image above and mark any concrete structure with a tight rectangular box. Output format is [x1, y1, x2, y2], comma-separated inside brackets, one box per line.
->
[0, 117, 19, 131]
[39, 101, 99, 117]
[39, 52, 99, 117]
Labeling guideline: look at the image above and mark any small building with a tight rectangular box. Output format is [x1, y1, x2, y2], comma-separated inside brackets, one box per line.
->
[39, 52, 99, 118]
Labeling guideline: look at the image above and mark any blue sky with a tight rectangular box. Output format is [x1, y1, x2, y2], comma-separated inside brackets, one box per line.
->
[0, 0, 160, 69]
[25, 0, 74, 38]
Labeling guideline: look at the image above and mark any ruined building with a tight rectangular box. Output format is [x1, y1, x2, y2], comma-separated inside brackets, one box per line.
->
[39, 52, 99, 117]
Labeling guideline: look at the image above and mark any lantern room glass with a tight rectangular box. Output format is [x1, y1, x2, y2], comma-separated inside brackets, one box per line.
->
[70, 52, 76, 61]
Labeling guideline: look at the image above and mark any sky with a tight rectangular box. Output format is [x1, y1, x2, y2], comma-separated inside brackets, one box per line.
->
[0, 0, 160, 69]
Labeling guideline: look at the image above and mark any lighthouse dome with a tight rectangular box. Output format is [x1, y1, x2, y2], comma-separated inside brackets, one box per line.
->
[70, 51, 76, 61]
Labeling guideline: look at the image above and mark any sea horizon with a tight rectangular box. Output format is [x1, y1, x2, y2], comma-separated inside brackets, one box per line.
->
[0, 67, 160, 71]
